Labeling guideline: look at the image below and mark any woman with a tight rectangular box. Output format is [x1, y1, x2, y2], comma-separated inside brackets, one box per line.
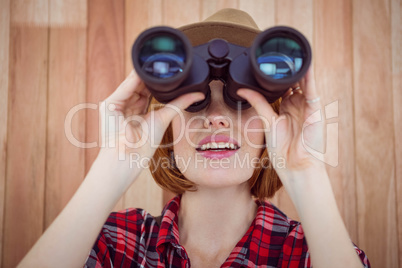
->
[20, 8, 369, 268]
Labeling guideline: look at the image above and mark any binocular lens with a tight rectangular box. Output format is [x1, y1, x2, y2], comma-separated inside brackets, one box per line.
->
[256, 37, 304, 80]
[138, 35, 187, 79]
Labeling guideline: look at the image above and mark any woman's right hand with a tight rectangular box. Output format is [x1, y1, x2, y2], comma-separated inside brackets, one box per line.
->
[98, 71, 204, 171]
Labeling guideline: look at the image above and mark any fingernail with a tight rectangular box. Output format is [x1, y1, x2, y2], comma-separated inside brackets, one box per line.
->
[194, 92, 205, 100]
[236, 89, 246, 97]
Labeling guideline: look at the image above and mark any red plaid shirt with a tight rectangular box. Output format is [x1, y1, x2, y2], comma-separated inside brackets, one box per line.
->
[85, 196, 370, 267]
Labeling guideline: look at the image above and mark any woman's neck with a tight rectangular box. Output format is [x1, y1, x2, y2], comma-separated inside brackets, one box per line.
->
[178, 184, 257, 265]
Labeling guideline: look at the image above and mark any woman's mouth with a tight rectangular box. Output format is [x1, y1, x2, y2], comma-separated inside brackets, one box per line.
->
[196, 136, 240, 159]
[196, 142, 239, 151]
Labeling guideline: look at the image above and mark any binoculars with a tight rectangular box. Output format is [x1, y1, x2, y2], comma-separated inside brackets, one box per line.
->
[132, 26, 311, 112]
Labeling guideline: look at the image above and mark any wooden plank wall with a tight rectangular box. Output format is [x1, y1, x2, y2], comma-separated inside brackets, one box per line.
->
[353, 1, 398, 267]
[392, 0, 402, 266]
[0, 0, 10, 265]
[0, 0, 400, 267]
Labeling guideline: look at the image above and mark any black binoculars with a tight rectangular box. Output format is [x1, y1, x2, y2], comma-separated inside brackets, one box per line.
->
[132, 26, 311, 112]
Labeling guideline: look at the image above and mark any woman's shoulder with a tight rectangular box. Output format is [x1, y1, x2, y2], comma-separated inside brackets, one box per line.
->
[102, 196, 180, 236]
[94, 208, 160, 253]
[257, 200, 370, 267]
[94, 208, 161, 250]
[85, 208, 161, 267]
[104, 208, 160, 232]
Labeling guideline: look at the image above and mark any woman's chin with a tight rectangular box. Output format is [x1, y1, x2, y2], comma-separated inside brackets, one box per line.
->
[181, 168, 254, 189]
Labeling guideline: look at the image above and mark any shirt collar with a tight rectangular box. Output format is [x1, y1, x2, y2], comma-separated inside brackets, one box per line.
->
[156, 195, 182, 256]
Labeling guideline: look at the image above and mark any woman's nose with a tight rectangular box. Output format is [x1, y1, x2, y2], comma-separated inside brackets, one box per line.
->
[202, 80, 232, 128]
[203, 115, 231, 128]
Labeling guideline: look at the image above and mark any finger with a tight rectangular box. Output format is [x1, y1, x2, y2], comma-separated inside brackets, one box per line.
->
[124, 81, 153, 116]
[303, 67, 319, 102]
[124, 92, 152, 116]
[237, 89, 290, 152]
[236, 88, 278, 127]
[105, 71, 153, 117]
[154, 92, 205, 128]
[108, 71, 149, 104]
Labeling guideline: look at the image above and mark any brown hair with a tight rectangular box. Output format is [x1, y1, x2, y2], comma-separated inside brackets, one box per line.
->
[149, 98, 284, 200]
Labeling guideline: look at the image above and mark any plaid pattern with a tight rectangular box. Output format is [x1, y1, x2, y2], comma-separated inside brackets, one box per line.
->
[85, 196, 370, 267]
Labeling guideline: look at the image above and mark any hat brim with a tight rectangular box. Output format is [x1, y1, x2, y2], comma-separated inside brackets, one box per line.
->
[178, 21, 261, 47]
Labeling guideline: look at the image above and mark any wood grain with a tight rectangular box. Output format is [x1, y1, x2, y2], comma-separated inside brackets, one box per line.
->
[10, 0, 48, 27]
[3, 1, 49, 266]
[353, 0, 398, 267]
[313, 0, 357, 242]
[0, 0, 10, 265]
[391, 0, 402, 266]
[275, 0, 313, 44]
[239, 0, 275, 30]
[86, 0, 125, 211]
[201, 0, 238, 20]
[162, 0, 201, 28]
[47, 0, 86, 28]
[123, 0, 163, 216]
[45, 0, 87, 228]
[274, 0, 314, 222]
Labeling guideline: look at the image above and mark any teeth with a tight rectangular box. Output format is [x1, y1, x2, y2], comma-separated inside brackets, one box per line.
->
[198, 142, 238, 151]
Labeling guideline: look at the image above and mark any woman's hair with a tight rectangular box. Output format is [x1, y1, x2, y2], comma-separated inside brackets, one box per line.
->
[149, 97, 285, 200]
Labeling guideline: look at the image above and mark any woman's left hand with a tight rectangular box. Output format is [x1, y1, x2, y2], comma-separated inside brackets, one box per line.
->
[237, 67, 325, 177]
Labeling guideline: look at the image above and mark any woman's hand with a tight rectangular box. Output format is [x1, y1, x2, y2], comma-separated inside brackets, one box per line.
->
[99, 71, 204, 168]
[237, 67, 325, 176]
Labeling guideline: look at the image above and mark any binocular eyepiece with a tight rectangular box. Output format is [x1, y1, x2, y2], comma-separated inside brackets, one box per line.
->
[132, 25, 311, 112]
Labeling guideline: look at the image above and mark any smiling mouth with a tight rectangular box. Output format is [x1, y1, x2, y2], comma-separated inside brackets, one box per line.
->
[196, 142, 240, 151]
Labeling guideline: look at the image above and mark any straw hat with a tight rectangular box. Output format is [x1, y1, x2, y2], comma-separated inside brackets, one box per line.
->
[178, 8, 261, 47]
